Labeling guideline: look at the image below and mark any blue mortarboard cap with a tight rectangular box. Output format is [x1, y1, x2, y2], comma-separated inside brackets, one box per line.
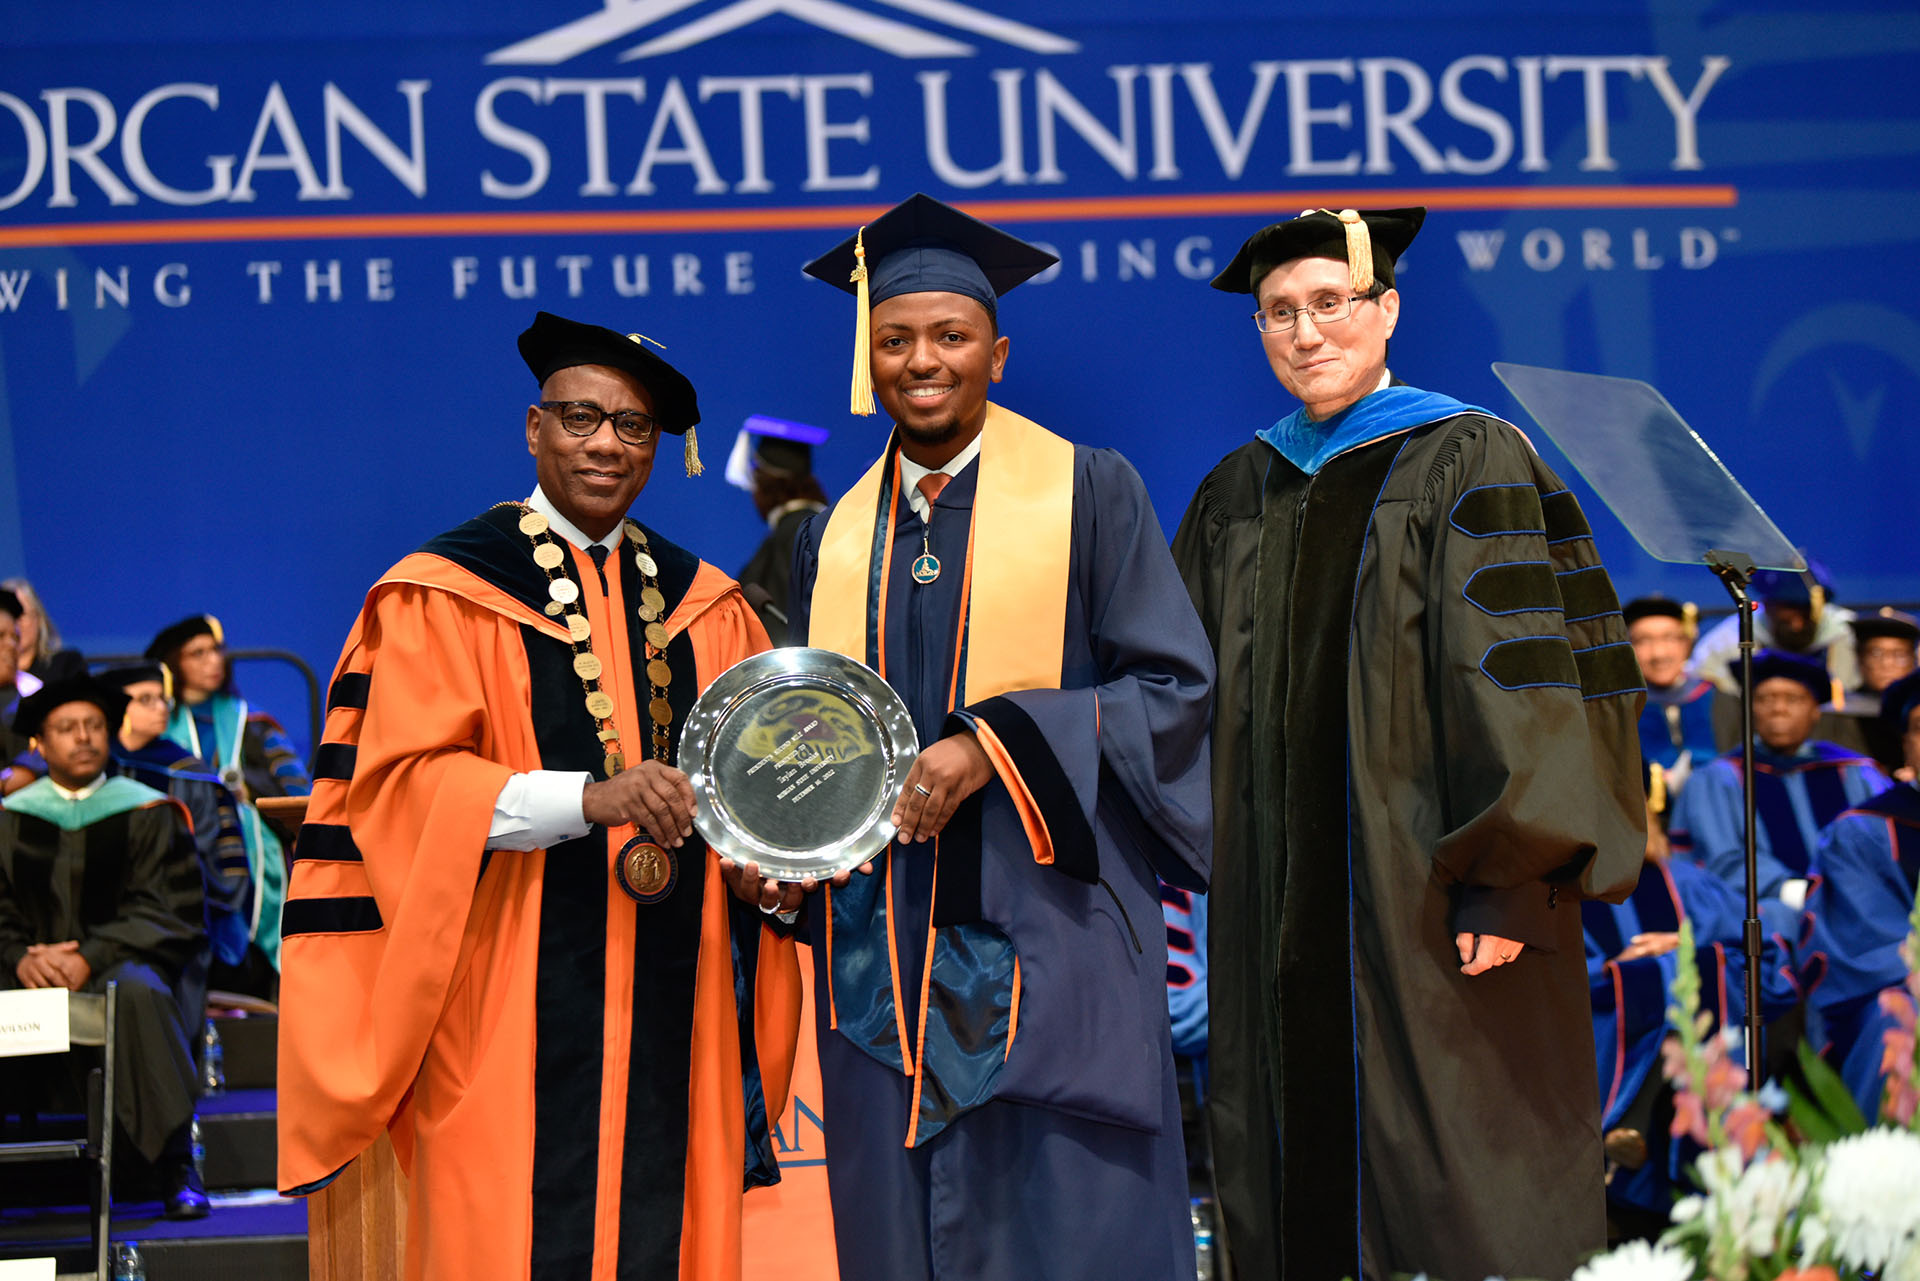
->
[804, 194, 1057, 416]
[726, 415, 830, 490]
[803, 193, 1057, 317]
[1851, 607, 1920, 647]
[1750, 555, 1836, 609]
[1881, 671, 1920, 738]
[1737, 647, 1833, 705]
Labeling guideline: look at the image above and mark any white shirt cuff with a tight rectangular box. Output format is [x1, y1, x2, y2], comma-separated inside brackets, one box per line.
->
[1779, 878, 1810, 911]
[487, 770, 592, 851]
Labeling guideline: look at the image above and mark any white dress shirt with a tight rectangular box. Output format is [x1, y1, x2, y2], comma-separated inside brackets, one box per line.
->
[898, 431, 983, 521]
[46, 773, 108, 802]
[484, 487, 623, 852]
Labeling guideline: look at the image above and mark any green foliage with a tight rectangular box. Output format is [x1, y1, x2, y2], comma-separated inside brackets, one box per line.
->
[1787, 1038, 1870, 1144]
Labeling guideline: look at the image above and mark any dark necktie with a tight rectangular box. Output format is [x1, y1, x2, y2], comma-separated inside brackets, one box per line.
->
[588, 543, 610, 595]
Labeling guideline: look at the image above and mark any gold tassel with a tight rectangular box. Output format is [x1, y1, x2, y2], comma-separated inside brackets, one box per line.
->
[1681, 600, 1699, 643]
[1338, 209, 1375, 294]
[1648, 762, 1667, 816]
[160, 666, 174, 703]
[1809, 581, 1826, 625]
[207, 615, 225, 646]
[683, 425, 704, 478]
[1831, 677, 1845, 709]
[849, 226, 875, 417]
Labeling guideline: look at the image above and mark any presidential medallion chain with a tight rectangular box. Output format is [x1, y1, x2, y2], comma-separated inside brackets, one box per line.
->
[498, 502, 675, 779]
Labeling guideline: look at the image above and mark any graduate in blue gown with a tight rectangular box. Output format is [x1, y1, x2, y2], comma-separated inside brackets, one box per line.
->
[1802, 671, 1920, 1119]
[1671, 649, 1890, 936]
[789, 195, 1214, 1281]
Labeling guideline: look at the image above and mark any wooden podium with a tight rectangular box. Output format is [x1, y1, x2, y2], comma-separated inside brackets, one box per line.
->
[305, 1134, 408, 1281]
[256, 794, 410, 1281]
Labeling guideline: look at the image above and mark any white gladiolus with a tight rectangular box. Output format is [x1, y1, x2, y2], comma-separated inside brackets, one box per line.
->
[1729, 1156, 1805, 1258]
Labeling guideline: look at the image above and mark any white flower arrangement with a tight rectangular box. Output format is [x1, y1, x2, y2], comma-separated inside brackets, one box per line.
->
[1567, 1239, 1694, 1281]
[1816, 1129, 1920, 1275]
[1445, 880, 1920, 1281]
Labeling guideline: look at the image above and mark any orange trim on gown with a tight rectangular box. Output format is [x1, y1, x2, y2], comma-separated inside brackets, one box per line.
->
[277, 548, 800, 1281]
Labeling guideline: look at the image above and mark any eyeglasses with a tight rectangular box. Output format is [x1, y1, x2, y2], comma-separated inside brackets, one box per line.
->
[1252, 293, 1378, 334]
[541, 400, 659, 446]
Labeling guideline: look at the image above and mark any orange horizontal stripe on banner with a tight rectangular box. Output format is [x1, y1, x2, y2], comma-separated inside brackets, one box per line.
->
[0, 185, 1738, 249]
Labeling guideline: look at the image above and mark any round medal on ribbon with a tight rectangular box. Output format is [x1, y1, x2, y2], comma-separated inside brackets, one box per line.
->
[616, 836, 677, 903]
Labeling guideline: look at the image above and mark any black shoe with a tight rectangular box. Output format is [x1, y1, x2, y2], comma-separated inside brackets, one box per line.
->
[163, 1163, 210, 1220]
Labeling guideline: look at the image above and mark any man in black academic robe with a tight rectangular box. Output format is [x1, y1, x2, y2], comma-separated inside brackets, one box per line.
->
[0, 675, 208, 1218]
[1172, 208, 1645, 1281]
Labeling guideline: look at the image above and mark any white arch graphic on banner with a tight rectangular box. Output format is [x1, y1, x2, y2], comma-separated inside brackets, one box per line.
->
[487, 0, 1080, 63]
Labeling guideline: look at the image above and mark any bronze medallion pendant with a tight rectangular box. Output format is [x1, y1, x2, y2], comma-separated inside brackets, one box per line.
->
[616, 836, 677, 904]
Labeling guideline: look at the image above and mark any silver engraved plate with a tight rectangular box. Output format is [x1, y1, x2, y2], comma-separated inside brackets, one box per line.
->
[680, 648, 919, 881]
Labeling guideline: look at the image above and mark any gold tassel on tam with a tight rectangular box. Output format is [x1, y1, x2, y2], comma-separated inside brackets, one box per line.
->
[1337, 209, 1375, 294]
[1682, 600, 1699, 643]
[207, 615, 225, 646]
[683, 425, 704, 478]
[1648, 762, 1667, 817]
[849, 226, 875, 416]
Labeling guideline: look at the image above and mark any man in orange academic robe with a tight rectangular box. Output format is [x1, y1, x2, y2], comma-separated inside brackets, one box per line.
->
[277, 312, 801, 1280]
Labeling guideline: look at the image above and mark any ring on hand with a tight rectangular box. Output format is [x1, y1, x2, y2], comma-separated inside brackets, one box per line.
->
[913, 783, 933, 797]
[1500, 951, 1517, 962]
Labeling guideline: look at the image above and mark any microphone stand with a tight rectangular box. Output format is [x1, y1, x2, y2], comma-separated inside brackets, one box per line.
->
[1704, 549, 1764, 1075]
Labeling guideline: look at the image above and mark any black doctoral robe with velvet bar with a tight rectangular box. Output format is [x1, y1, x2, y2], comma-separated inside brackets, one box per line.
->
[0, 785, 205, 1163]
[1173, 412, 1646, 1281]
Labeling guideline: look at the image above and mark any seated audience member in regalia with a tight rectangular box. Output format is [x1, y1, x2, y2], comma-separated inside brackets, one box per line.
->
[1692, 560, 1858, 696]
[1823, 609, 1919, 774]
[146, 614, 303, 976]
[1670, 649, 1890, 935]
[0, 588, 36, 795]
[1625, 596, 1725, 802]
[1801, 671, 1920, 1120]
[103, 663, 255, 980]
[1586, 762, 1796, 1235]
[0, 674, 210, 1218]
[0, 577, 64, 682]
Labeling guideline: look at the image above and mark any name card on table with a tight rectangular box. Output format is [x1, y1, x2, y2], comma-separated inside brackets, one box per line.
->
[0, 988, 70, 1058]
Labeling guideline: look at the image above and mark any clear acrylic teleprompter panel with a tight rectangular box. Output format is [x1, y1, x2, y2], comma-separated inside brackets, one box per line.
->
[1492, 363, 1804, 572]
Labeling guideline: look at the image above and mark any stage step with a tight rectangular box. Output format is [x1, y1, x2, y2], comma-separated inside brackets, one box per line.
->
[209, 1011, 277, 1093]
[199, 1089, 278, 1192]
[0, 1192, 307, 1280]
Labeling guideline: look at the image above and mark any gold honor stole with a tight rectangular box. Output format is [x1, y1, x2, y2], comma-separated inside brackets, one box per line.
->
[808, 402, 1074, 701]
[808, 403, 1075, 1143]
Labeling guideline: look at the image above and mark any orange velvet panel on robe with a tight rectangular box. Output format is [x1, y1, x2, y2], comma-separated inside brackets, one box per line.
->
[279, 549, 801, 1281]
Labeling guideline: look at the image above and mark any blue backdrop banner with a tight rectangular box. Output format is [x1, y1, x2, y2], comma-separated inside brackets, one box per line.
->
[3, 0, 1914, 751]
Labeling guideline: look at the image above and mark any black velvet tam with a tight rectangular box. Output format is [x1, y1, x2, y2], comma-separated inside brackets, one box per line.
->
[14, 674, 129, 740]
[517, 311, 699, 435]
[1211, 206, 1424, 295]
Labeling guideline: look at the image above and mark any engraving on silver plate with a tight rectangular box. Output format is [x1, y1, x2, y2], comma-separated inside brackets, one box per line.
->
[680, 648, 919, 881]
